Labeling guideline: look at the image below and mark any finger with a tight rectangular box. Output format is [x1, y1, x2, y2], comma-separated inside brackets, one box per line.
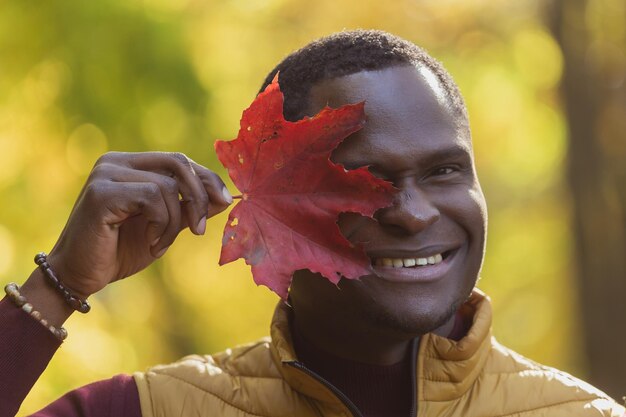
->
[122, 152, 211, 235]
[189, 161, 233, 218]
[94, 163, 187, 248]
[87, 180, 174, 257]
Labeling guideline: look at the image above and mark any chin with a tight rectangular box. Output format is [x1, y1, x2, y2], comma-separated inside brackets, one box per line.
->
[341, 273, 477, 337]
[361, 293, 464, 336]
[290, 265, 478, 339]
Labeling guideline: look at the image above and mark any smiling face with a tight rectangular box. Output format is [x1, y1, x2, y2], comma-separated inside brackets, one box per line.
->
[290, 65, 488, 339]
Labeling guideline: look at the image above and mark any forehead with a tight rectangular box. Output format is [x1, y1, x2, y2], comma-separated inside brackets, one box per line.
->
[306, 65, 472, 170]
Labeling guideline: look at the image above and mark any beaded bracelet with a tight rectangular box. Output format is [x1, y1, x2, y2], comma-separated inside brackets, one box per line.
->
[34, 252, 90, 314]
[4, 282, 68, 341]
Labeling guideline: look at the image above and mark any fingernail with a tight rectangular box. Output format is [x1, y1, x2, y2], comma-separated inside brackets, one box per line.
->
[222, 186, 233, 204]
[196, 216, 207, 235]
[151, 237, 160, 246]
[155, 246, 170, 258]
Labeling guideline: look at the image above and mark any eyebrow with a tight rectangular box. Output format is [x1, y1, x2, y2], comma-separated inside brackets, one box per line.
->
[343, 144, 473, 170]
[418, 145, 473, 165]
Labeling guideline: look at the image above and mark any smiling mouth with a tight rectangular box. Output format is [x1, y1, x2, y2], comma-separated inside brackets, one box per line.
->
[372, 250, 455, 268]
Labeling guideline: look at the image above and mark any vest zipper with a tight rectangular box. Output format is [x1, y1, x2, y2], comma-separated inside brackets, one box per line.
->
[286, 361, 364, 417]
[286, 338, 420, 417]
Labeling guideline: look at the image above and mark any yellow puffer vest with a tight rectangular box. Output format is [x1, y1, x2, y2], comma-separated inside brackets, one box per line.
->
[133, 290, 624, 417]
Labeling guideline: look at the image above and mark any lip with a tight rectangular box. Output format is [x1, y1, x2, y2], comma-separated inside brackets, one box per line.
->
[369, 246, 461, 284]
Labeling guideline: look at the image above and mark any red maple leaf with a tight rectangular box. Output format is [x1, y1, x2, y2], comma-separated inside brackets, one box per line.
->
[215, 75, 396, 298]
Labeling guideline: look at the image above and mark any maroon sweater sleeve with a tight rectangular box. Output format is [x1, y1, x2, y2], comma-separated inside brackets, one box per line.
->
[29, 374, 141, 417]
[0, 296, 142, 417]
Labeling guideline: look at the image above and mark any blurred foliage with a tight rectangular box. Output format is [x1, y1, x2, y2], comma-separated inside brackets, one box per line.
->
[551, 0, 626, 398]
[0, 0, 618, 413]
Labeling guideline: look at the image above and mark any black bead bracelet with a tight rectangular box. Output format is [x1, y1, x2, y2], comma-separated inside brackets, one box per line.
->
[34, 252, 91, 314]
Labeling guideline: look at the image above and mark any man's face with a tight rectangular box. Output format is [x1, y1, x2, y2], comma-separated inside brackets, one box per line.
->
[290, 64, 487, 338]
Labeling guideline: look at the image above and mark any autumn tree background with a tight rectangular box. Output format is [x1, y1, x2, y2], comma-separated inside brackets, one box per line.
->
[550, 0, 625, 399]
[0, 0, 623, 413]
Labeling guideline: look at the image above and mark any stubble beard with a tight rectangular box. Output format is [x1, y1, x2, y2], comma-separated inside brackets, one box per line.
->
[361, 295, 466, 337]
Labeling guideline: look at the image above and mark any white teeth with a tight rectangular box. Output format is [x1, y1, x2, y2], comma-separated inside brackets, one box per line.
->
[403, 258, 416, 267]
[376, 253, 445, 268]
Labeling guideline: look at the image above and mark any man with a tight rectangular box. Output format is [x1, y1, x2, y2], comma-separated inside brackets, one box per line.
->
[1, 30, 623, 417]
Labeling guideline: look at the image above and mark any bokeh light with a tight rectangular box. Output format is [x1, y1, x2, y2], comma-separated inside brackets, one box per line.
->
[0, 0, 622, 413]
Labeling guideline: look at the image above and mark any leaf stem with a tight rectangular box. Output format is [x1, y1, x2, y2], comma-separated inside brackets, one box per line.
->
[232, 194, 243, 200]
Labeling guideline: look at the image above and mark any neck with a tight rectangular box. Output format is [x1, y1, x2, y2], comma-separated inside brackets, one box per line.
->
[289, 271, 459, 365]
[291, 298, 456, 366]
[292, 322, 415, 417]
[292, 311, 412, 365]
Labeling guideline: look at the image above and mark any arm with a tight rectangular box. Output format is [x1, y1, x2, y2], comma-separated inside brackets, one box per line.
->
[0, 295, 141, 417]
[0, 294, 61, 417]
[1, 151, 232, 416]
[29, 375, 140, 417]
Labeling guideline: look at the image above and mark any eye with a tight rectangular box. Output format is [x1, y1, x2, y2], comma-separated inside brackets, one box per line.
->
[431, 166, 458, 176]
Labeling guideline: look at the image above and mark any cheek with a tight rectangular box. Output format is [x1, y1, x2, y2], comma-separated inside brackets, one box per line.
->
[439, 184, 487, 232]
[468, 185, 488, 244]
[431, 184, 488, 269]
[337, 212, 378, 243]
[445, 185, 488, 280]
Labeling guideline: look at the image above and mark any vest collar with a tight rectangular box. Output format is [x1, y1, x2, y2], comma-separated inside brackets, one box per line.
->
[417, 289, 493, 401]
[269, 289, 493, 404]
[268, 301, 347, 407]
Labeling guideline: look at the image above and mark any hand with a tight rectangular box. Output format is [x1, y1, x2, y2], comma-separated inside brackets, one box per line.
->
[45, 151, 233, 299]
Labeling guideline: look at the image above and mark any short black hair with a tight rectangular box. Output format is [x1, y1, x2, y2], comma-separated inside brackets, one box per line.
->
[260, 29, 467, 121]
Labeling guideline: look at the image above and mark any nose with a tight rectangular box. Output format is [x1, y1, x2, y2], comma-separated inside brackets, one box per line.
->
[375, 185, 440, 235]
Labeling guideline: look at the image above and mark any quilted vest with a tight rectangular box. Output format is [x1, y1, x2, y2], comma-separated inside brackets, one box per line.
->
[133, 290, 624, 417]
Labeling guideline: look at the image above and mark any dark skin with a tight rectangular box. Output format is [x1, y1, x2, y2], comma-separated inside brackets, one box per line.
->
[19, 65, 487, 371]
[290, 65, 488, 365]
[20, 151, 233, 325]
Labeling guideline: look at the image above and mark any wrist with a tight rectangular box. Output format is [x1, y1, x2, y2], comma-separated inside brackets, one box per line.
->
[35, 252, 92, 313]
[46, 251, 98, 300]
[4, 281, 69, 340]
[20, 268, 75, 327]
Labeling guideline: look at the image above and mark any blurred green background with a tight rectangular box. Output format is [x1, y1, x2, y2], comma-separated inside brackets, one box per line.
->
[0, 0, 624, 414]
